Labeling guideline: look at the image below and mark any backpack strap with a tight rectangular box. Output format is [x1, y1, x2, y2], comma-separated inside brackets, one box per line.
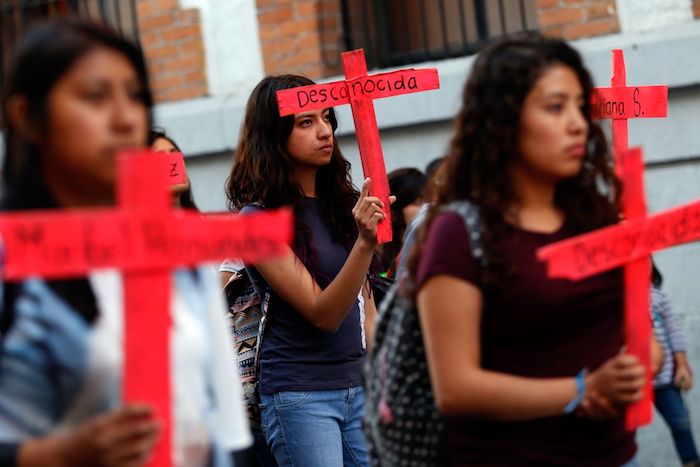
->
[442, 200, 484, 265]
[253, 287, 271, 370]
[239, 202, 271, 377]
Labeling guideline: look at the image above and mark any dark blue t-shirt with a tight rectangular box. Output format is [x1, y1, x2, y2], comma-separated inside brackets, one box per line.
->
[241, 199, 365, 394]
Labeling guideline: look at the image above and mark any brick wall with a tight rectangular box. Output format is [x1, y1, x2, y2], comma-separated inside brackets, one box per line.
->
[537, 0, 619, 40]
[137, 0, 207, 103]
[256, 0, 344, 80]
[694, 0, 700, 18]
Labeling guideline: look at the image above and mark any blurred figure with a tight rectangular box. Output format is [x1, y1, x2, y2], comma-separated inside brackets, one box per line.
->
[381, 167, 427, 278]
[423, 156, 445, 202]
[0, 19, 252, 467]
[148, 128, 198, 209]
[651, 264, 700, 467]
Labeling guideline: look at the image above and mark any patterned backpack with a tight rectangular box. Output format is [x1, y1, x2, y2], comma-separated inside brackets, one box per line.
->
[364, 201, 483, 466]
[224, 268, 270, 429]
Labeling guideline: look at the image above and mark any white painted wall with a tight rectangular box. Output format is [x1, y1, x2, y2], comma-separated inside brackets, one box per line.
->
[180, 0, 264, 98]
[617, 0, 693, 33]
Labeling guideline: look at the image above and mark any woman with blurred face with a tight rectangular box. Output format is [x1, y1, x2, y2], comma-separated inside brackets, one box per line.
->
[0, 19, 252, 467]
[401, 36, 645, 466]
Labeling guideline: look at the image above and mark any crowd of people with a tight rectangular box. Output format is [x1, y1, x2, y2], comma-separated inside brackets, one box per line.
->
[0, 16, 697, 467]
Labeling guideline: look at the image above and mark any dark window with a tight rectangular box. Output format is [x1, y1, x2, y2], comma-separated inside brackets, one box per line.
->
[1, 0, 140, 93]
[341, 0, 539, 69]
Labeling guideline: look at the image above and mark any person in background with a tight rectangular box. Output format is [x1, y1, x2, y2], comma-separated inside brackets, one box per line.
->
[380, 167, 427, 278]
[0, 19, 253, 467]
[148, 128, 198, 210]
[651, 263, 700, 467]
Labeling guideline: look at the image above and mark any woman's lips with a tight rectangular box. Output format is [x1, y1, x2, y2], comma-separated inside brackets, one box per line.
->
[567, 144, 586, 157]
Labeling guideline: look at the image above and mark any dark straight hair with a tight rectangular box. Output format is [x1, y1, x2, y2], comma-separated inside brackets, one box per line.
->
[0, 18, 153, 334]
[1, 17, 153, 211]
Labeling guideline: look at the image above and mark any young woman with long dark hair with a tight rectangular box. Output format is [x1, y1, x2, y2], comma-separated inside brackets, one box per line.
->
[411, 35, 646, 466]
[225, 74, 386, 467]
[0, 19, 251, 467]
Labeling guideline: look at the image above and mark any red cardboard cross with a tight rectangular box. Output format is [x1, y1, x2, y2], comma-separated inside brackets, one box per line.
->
[0, 151, 293, 467]
[592, 49, 667, 167]
[537, 146, 700, 430]
[276, 49, 440, 244]
[539, 50, 673, 430]
[164, 152, 188, 185]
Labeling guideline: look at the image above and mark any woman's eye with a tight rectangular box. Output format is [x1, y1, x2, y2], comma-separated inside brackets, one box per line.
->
[547, 103, 563, 113]
[300, 119, 312, 127]
[128, 88, 145, 102]
[84, 90, 106, 102]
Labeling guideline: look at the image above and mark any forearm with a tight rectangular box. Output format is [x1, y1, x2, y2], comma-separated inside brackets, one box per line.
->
[436, 368, 579, 421]
[308, 238, 375, 331]
[220, 271, 234, 290]
[18, 437, 68, 467]
[674, 352, 689, 368]
[363, 288, 377, 353]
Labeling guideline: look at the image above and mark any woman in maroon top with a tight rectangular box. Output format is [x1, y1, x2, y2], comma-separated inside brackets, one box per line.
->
[410, 36, 646, 466]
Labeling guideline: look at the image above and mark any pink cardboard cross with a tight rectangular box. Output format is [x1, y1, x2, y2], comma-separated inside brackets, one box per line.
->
[539, 50, 672, 430]
[0, 151, 293, 467]
[276, 49, 440, 244]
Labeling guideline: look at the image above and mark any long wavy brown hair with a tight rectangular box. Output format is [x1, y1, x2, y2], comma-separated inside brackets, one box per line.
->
[408, 34, 621, 289]
[225, 75, 361, 283]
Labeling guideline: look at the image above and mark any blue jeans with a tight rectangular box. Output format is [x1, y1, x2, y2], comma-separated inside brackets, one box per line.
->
[655, 384, 700, 463]
[260, 387, 369, 467]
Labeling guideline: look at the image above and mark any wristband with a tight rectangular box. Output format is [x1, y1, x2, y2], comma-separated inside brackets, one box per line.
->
[564, 368, 588, 414]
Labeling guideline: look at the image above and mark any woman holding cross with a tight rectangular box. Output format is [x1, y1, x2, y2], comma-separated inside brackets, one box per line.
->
[0, 19, 253, 467]
[408, 35, 646, 465]
[225, 75, 386, 467]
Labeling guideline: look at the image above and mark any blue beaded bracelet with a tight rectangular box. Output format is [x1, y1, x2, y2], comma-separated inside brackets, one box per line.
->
[563, 368, 588, 414]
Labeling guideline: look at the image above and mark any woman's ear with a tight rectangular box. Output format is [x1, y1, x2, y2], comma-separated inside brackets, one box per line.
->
[5, 95, 40, 142]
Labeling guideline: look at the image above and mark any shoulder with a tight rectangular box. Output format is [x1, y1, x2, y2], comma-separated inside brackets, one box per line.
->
[219, 259, 244, 274]
[651, 285, 668, 303]
[424, 210, 474, 250]
[415, 211, 479, 290]
[0, 280, 91, 437]
[240, 203, 265, 215]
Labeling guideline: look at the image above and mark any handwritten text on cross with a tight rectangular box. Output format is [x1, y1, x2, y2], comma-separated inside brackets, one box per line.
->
[0, 151, 292, 467]
[541, 49, 671, 431]
[276, 49, 440, 244]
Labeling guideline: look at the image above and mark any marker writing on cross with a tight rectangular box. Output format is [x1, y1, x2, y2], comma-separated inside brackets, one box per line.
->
[276, 49, 440, 244]
[164, 152, 187, 185]
[0, 151, 293, 467]
[592, 49, 667, 167]
[539, 49, 671, 430]
[538, 146, 700, 428]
